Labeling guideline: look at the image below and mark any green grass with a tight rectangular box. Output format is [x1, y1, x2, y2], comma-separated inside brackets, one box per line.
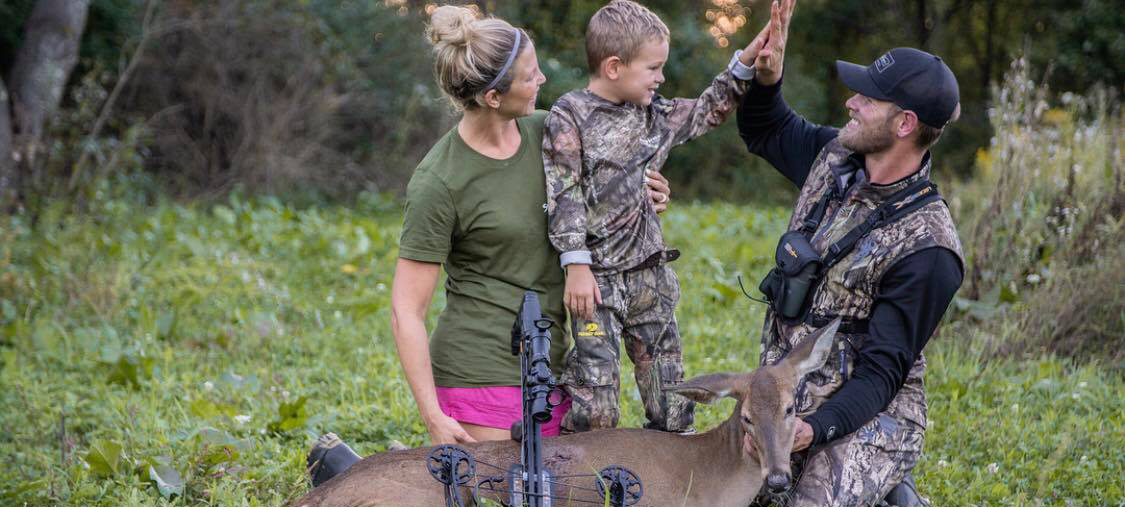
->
[1, 196, 1121, 506]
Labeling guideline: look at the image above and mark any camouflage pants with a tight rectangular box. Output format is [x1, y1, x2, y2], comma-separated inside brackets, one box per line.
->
[559, 264, 695, 433]
[752, 411, 925, 507]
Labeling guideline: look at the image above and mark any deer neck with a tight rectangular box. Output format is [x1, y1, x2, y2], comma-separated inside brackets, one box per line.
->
[688, 400, 760, 476]
[678, 399, 763, 502]
[706, 398, 751, 462]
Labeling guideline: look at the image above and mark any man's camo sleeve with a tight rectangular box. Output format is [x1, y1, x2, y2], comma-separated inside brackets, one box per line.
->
[543, 103, 590, 265]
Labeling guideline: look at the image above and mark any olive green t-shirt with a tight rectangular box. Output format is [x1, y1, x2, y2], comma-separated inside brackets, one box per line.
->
[399, 110, 569, 387]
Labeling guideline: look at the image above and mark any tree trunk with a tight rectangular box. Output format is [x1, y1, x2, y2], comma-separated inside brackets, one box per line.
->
[0, 77, 12, 204]
[982, 0, 997, 93]
[915, 0, 930, 50]
[8, 0, 91, 177]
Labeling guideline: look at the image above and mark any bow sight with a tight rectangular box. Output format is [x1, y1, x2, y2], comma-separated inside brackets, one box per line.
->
[508, 290, 556, 507]
[426, 291, 643, 507]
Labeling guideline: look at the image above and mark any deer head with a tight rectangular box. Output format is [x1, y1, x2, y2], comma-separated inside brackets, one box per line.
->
[668, 318, 839, 494]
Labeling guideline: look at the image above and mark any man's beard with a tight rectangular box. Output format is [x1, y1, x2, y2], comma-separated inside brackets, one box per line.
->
[839, 115, 895, 154]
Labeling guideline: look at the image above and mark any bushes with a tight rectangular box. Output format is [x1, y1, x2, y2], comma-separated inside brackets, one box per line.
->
[118, 0, 450, 199]
[945, 56, 1124, 365]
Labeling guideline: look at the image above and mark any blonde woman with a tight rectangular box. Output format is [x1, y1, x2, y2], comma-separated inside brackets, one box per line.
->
[306, 5, 673, 486]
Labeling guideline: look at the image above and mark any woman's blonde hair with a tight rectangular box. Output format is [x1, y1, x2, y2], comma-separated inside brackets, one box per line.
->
[426, 5, 530, 110]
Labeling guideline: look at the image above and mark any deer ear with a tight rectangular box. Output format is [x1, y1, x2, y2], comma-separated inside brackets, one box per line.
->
[665, 373, 751, 404]
[785, 318, 841, 377]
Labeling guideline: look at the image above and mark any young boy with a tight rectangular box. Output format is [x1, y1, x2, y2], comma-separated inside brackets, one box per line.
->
[543, 0, 769, 433]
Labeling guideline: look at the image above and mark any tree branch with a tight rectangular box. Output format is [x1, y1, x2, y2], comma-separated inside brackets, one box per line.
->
[70, 0, 160, 190]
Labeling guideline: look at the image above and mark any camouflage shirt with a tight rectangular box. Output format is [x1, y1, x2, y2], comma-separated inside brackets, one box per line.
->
[543, 54, 754, 273]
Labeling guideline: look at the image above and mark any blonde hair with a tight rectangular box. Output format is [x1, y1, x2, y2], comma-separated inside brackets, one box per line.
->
[585, 0, 669, 75]
[426, 5, 530, 110]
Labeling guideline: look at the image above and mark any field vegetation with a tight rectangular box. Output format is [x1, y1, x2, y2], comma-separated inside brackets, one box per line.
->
[2, 64, 1123, 505]
[1, 1, 1122, 506]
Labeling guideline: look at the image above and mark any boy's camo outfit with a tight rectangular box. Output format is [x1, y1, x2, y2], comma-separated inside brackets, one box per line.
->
[543, 54, 755, 433]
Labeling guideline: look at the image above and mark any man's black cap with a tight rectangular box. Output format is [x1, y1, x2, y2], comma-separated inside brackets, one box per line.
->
[836, 48, 960, 128]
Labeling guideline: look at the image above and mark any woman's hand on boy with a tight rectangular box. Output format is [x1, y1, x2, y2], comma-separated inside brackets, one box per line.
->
[565, 264, 602, 320]
[646, 170, 671, 213]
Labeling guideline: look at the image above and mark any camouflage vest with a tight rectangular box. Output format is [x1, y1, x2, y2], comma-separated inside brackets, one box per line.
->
[759, 138, 964, 435]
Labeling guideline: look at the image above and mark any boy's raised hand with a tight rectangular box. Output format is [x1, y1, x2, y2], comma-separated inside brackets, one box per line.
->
[739, 0, 795, 86]
[565, 264, 601, 320]
[738, 7, 772, 67]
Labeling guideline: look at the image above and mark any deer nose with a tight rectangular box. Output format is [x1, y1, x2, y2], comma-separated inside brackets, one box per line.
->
[766, 472, 791, 493]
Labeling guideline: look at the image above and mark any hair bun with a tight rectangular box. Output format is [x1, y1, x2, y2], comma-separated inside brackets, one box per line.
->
[428, 5, 478, 47]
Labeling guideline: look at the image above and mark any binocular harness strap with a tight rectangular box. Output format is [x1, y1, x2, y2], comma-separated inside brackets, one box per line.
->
[790, 178, 943, 330]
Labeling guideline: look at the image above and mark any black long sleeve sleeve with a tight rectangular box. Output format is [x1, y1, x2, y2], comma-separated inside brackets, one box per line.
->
[737, 78, 839, 188]
[803, 247, 963, 445]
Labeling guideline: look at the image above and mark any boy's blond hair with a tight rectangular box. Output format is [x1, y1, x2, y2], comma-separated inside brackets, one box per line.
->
[585, 0, 669, 75]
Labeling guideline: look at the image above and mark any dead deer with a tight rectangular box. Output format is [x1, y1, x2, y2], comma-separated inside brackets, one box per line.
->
[287, 319, 838, 507]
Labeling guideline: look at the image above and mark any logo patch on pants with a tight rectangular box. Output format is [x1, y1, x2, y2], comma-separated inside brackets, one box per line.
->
[577, 322, 606, 337]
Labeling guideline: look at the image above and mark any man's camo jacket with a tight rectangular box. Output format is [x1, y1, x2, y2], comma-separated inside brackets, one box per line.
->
[761, 138, 965, 438]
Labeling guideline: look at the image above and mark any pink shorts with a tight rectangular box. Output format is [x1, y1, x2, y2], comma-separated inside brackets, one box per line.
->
[435, 386, 571, 437]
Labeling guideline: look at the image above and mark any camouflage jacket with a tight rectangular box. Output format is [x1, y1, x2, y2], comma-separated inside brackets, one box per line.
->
[543, 56, 753, 274]
[760, 138, 964, 435]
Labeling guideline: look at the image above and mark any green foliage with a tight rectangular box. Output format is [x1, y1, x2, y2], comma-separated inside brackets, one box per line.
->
[1027, 0, 1125, 90]
[1, 190, 1122, 505]
[921, 338, 1125, 506]
[98, 0, 451, 199]
[268, 397, 310, 434]
[102, 350, 156, 389]
[84, 439, 126, 478]
[7, 0, 1121, 204]
[146, 456, 185, 499]
[945, 55, 1124, 364]
[79, 0, 144, 73]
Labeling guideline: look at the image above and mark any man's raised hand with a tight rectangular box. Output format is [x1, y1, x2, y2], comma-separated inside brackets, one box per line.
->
[752, 0, 795, 86]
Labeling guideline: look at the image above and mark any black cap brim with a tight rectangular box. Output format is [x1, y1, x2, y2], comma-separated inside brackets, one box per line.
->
[836, 60, 892, 101]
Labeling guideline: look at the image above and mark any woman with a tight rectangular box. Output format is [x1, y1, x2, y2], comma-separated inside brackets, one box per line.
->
[308, 4, 666, 483]
[309, 8, 671, 480]
[390, 5, 671, 446]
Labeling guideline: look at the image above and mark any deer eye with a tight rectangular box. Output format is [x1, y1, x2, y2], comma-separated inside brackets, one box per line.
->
[785, 405, 794, 416]
[741, 415, 753, 427]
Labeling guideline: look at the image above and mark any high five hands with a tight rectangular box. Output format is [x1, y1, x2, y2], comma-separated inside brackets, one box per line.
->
[736, 0, 795, 86]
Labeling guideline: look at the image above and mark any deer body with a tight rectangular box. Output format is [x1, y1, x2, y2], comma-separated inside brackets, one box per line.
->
[288, 320, 840, 507]
[288, 417, 759, 507]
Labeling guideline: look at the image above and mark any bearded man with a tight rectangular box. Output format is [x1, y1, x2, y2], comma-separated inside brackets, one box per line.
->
[734, 2, 964, 506]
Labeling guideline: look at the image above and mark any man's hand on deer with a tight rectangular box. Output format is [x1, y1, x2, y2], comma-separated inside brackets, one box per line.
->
[791, 419, 813, 451]
[743, 417, 814, 457]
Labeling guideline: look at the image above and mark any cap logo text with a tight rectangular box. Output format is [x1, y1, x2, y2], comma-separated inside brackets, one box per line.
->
[875, 53, 895, 73]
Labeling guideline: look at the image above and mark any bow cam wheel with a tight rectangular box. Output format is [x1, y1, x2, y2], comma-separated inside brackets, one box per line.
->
[426, 445, 476, 486]
[596, 465, 642, 507]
